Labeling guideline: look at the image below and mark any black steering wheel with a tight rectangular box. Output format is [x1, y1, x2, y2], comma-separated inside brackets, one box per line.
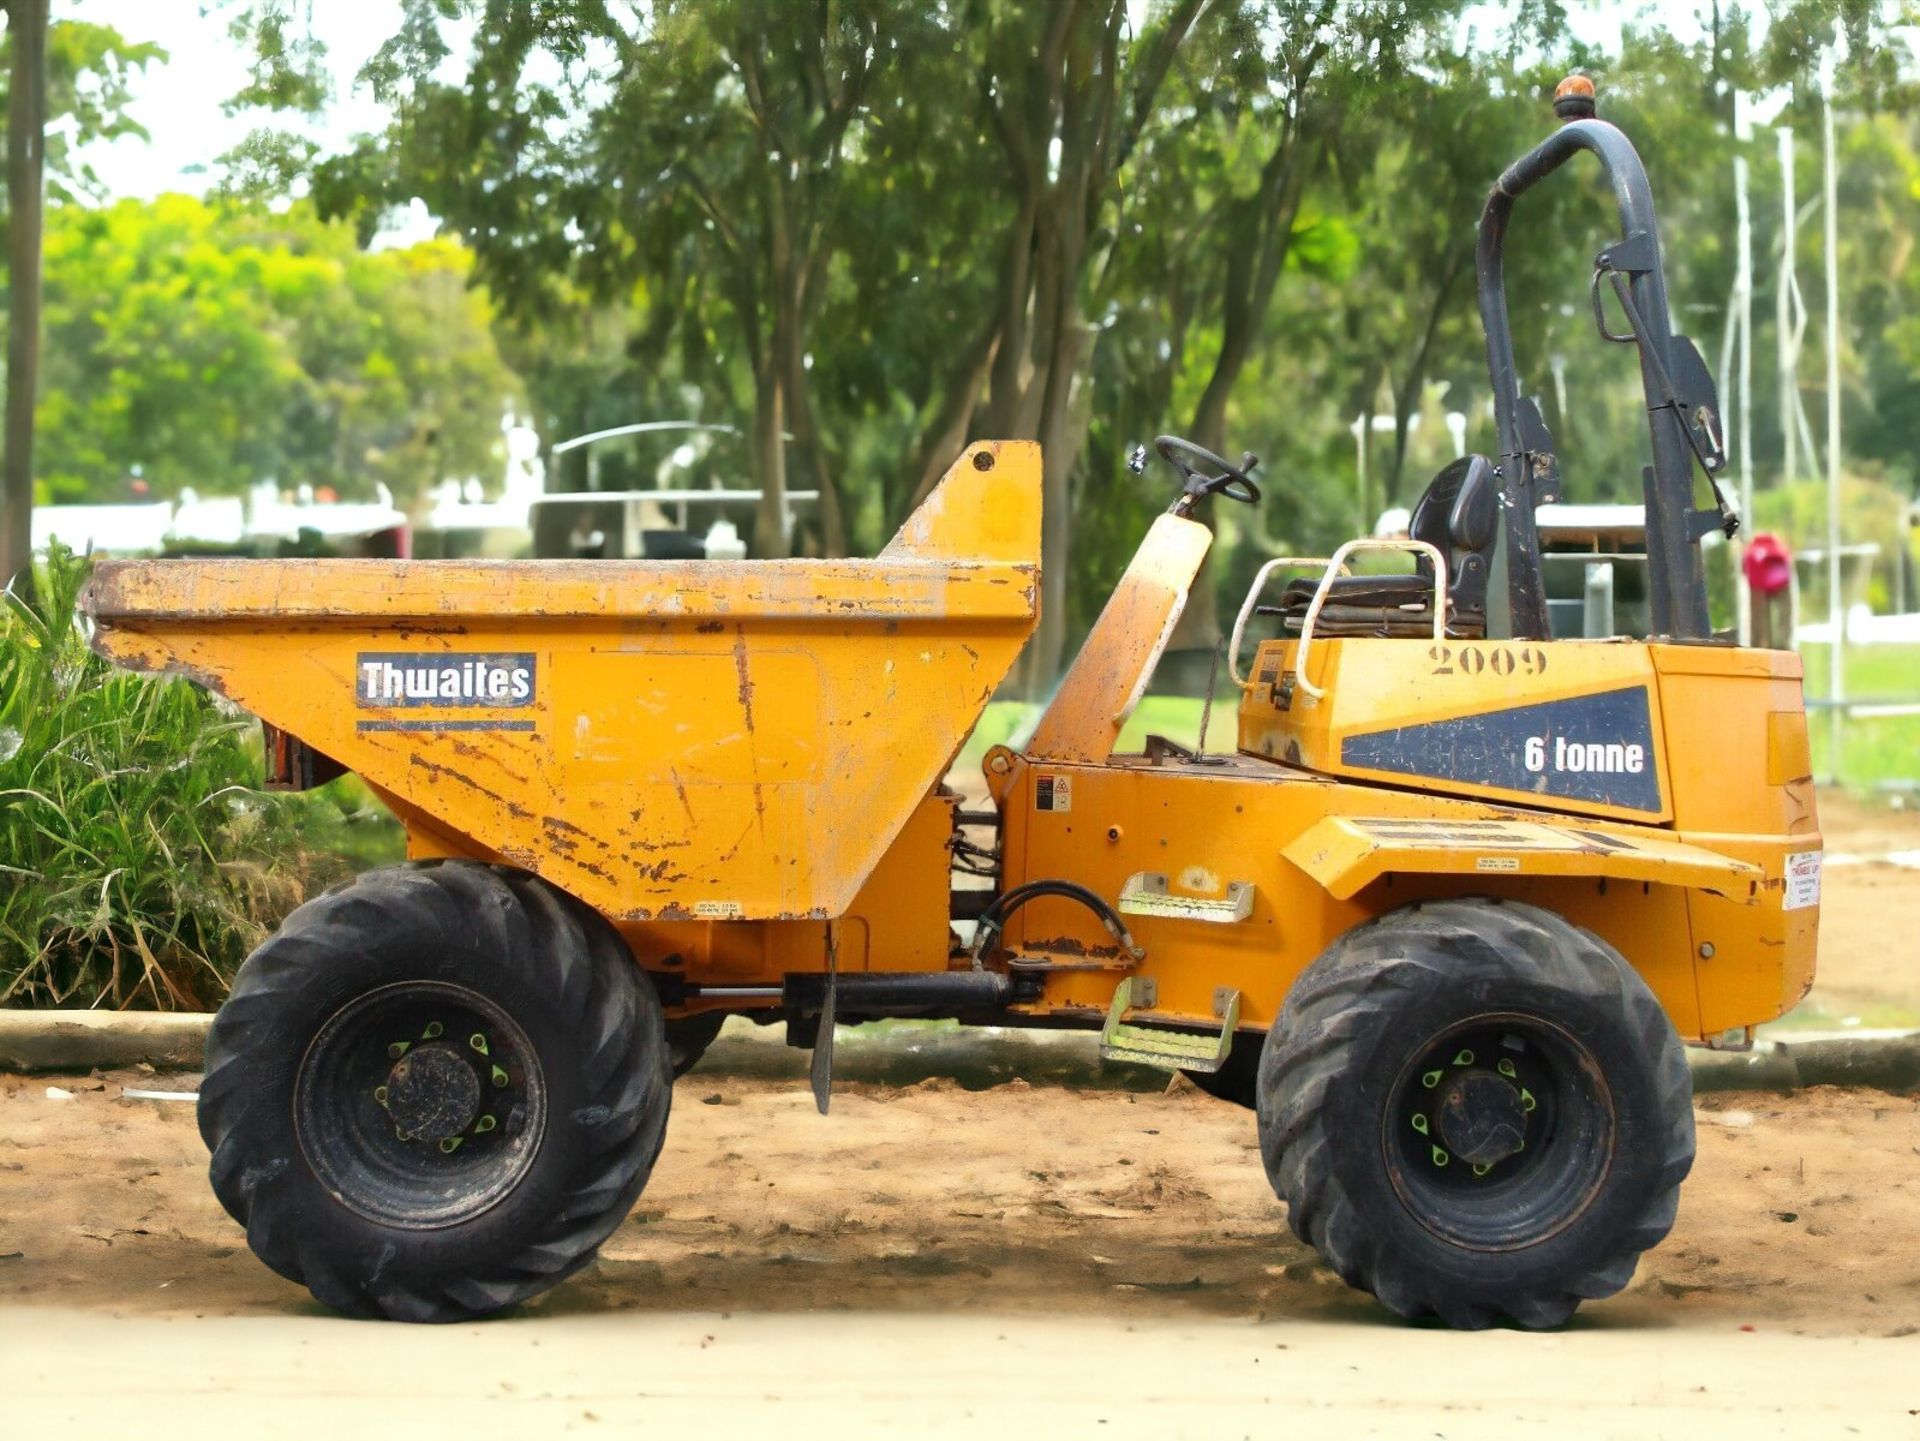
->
[1155, 434, 1261, 510]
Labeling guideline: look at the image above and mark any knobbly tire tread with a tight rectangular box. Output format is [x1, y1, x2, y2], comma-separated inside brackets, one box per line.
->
[199, 861, 671, 1322]
[1255, 898, 1694, 1330]
[664, 1013, 729, 1078]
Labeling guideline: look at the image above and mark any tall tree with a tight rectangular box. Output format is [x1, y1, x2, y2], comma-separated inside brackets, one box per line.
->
[2, 0, 46, 592]
[1, 5, 161, 587]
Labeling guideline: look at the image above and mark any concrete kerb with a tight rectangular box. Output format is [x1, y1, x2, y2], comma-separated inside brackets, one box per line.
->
[4, 1008, 1919, 1096]
[0, 1010, 212, 1074]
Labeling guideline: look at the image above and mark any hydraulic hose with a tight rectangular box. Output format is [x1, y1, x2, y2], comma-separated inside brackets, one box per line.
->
[966, 880, 1144, 970]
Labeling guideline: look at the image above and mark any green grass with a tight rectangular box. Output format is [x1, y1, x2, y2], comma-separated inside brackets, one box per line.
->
[1799, 642, 1920, 791]
[0, 544, 387, 1009]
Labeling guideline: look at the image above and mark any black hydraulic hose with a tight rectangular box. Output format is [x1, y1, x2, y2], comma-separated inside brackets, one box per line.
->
[966, 880, 1144, 969]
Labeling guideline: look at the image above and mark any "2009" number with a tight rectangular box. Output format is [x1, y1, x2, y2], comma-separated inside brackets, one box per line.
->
[1428, 644, 1548, 677]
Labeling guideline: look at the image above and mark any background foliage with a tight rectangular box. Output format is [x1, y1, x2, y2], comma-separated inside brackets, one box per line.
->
[0, 544, 398, 1008]
[34, 197, 520, 507]
[207, 1, 1920, 656]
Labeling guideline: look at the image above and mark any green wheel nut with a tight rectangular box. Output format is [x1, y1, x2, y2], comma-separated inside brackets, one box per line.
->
[422, 1021, 445, 1041]
[387, 1041, 410, 1059]
[491, 1064, 510, 1088]
[1430, 1146, 1449, 1167]
[1472, 1161, 1492, 1177]
[439, 1136, 462, 1154]
[1520, 1087, 1537, 1113]
[1421, 1069, 1444, 1089]
[469, 1032, 489, 1055]
[1451, 1048, 1474, 1067]
[1497, 1058, 1517, 1079]
[473, 1114, 497, 1135]
[373, 1085, 389, 1107]
[1411, 1113, 1430, 1135]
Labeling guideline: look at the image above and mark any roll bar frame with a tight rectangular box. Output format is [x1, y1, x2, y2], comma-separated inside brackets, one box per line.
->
[1475, 111, 1713, 641]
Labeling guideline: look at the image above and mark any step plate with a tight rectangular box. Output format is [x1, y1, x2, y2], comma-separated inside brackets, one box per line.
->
[1118, 872, 1254, 923]
[1099, 978, 1241, 1074]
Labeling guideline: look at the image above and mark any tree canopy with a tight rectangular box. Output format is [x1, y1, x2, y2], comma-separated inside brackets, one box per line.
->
[21, 1, 1920, 645]
[34, 196, 519, 507]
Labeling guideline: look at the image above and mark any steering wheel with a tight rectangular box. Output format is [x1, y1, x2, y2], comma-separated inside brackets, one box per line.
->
[1156, 434, 1262, 509]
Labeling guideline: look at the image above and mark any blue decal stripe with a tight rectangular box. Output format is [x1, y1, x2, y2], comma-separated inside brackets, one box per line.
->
[1340, 687, 1662, 813]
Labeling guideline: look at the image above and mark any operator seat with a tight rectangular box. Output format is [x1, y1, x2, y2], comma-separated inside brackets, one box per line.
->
[1275, 453, 1499, 639]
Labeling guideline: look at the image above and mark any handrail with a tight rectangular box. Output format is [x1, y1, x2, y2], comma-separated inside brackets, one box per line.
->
[1291, 538, 1448, 702]
[1228, 555, 1342, 687]
[1228, 537, 1448, 699]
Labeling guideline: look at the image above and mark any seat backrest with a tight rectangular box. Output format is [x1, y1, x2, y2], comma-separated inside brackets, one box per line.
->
[1408, 454, 1498, 614]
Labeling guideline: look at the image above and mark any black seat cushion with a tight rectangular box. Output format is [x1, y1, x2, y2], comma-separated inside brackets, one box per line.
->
[1271, 454, 1499, 640]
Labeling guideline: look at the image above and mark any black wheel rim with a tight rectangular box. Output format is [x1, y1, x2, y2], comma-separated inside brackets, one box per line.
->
[1382, 1013, 1613, 1252]
[295, 981, 547, 1228]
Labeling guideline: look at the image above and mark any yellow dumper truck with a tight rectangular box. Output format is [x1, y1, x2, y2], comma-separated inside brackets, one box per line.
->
[85, 78, 1818, 1328]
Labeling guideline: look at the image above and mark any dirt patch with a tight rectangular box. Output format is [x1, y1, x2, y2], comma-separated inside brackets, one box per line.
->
[3, 1070, 1917, 1335]
[1786, 791, 1920, 1026]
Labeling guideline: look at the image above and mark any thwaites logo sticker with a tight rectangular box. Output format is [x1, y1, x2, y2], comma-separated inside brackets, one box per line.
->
[1340, 687, 1662, 813]
[1035, 774, 1073, 813]
[355, 652, 536, 733]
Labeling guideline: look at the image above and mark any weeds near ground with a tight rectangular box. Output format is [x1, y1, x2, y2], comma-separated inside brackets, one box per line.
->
[0, 544, 387, 1009]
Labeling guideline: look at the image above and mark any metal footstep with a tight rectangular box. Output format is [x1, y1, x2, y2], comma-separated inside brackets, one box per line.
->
[1099, 976, 1240, 1074]
[1118, 872, 1254, 924]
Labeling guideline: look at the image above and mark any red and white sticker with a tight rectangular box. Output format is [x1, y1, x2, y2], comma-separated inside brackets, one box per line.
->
[1783, 851, 1822, 911]
[1035, 774, 1073, 813]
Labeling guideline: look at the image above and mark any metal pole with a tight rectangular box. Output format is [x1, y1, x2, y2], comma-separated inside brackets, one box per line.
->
[1777, 126, 1798, 488]
[1726, 122, 1755, 645]
[1353, 413, 1367, 535]
[1736, 147, 1755, 644]
[1822, 55, 1845, 778]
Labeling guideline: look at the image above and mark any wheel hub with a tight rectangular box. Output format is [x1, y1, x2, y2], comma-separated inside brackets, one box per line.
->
[385, 1042, 482, 1141]
[1437, 1068, 1528, 1166]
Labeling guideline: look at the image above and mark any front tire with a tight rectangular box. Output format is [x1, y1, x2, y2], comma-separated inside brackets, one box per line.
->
[1257, 899, 1693, 1329]
[198, 862, 671, 1322]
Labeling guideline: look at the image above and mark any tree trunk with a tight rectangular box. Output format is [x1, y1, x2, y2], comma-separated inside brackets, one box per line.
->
[749, 357, 789, 560]
[1384, 248, 1470, 503]
[3, 0, 47, 595]
[903, 316, 999, 515]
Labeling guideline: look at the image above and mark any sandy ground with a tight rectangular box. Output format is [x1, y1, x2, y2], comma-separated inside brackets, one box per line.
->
[3, 790, 1918, 1435]
[5, 1307, 1917, 1439]
[1797, 792, 1920, 1026]
[3, 1071, 1918, 1336]
[3, 1074, 1919, 1435]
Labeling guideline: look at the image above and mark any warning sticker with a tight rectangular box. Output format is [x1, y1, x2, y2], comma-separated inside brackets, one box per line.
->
[1476, 856, 1521, 872]
[1783, 851, 1822, 911]
[1035, 774, 1073, 813]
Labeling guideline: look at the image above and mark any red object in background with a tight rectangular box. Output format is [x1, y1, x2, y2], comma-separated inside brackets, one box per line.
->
[1742, 532, 1793, 596]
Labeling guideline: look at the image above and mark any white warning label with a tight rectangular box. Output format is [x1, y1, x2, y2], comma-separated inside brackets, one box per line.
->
[1783, 851, 1822, 911]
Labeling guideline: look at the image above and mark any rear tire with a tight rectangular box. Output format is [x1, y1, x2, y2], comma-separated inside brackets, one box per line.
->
[665, 1013, 727, 1077]
[1256, 898, 1693, 1329]
[198, 862, 671, 1322]
[1182, 1036, 1262, 1109]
